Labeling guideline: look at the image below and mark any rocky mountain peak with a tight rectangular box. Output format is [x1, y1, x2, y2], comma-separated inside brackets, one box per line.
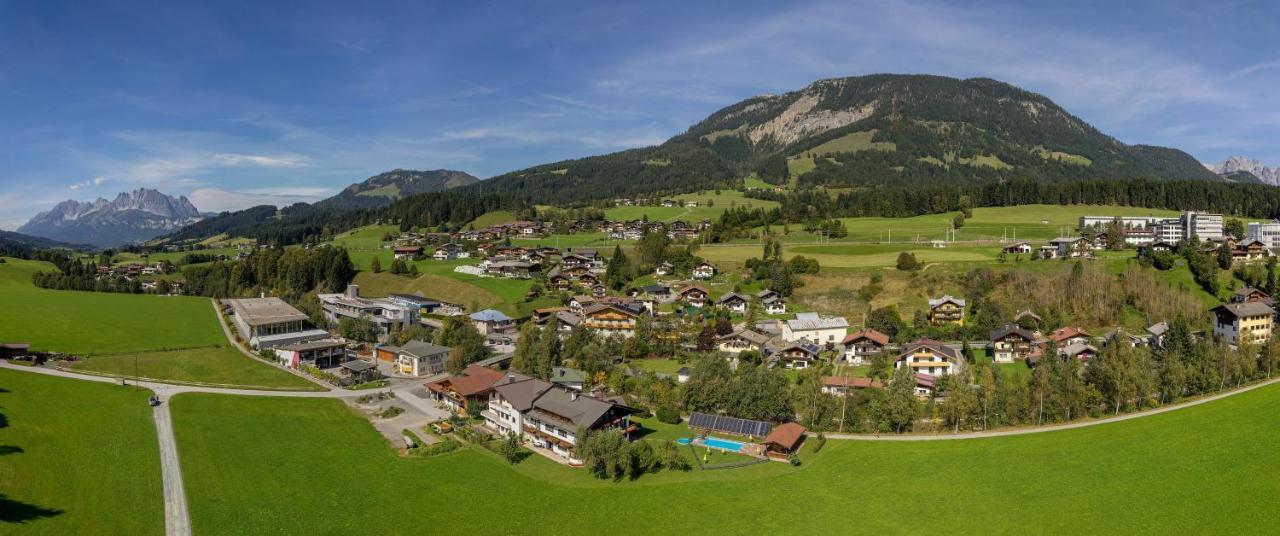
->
[1212, 156, 1279, 185]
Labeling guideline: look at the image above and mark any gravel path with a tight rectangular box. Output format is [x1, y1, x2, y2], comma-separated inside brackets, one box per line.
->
[152, 395, 191, 536]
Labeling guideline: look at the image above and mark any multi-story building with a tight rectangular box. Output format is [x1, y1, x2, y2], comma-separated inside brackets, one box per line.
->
[782, 312, 849, 344]
[223, 297, 330, 349]
[1211, 302, 1274, 346]
[580, 303, 643, 338]
[1247, 221, 1280, 249]
[483, 373, 640, 463]
[895, 339, 960, 376]
[318, 285, 417, 341]
[927, 296, 966, 326]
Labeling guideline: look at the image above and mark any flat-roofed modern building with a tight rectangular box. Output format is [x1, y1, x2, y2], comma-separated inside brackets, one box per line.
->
[223, 297, 329, 349]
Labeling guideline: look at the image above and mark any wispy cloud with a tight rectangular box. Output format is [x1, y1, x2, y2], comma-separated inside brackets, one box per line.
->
[1228, 59, 1280, 79]
[68, 176, 108, 190]
[212, 153, 309, 167]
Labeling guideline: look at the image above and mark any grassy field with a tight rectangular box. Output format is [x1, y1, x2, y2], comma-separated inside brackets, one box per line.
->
[468, 210, 519, 229]
[605, 189, 778, 223]
[68, 346, 319, 390]
[0, 257, 317, 389]
[0, 258, 229, 354]
[167, 382, 1280, 534]
[0, 369, 163, 535]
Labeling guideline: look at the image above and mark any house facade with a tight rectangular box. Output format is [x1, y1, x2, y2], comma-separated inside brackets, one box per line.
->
[989, 324, 1036, 363]
[1211, 302, 1275, 346]
[927, 296, 966, 326]
[483, 373, 640, 463]
[841, 329, 889, 364]
[895, 340, 960, 376]
[782, 313, 849, 345]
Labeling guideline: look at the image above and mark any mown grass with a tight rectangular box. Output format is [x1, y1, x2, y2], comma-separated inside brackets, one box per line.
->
[169, 382, 1280, 534]
[0, 369, 164, 535]
[0, 258, 229, 354]
[68, 346, 319, 390]
[468, 210, 519, 229]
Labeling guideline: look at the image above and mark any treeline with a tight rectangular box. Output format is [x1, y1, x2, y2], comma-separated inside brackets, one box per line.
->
[747, 178, 1280, 221]
[181, 246, 356, 299]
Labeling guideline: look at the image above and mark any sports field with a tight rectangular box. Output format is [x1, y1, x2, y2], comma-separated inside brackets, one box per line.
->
[166, 382, 1280, 534]
[0, 369, 164, 535]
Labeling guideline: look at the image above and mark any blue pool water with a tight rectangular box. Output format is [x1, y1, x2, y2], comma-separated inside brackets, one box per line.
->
[701, 436, 745, 452]
[676, 438, 691, 445]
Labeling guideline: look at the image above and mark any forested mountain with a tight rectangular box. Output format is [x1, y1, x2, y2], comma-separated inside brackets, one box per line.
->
[0, 230, 89, 257]
[160, 74, 1240, 245]
[313, 168, 478, 210]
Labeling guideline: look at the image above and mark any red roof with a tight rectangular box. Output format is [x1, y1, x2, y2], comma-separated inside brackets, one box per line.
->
[428, 364, 505, 397]
[914, 373, 936, 389]
[763, 422, 806, 452]
[842, 328, 889, 346]
[1050, 327, 1090, 343]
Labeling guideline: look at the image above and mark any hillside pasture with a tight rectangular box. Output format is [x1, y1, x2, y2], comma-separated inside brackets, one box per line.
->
[68, 346, 319, 390]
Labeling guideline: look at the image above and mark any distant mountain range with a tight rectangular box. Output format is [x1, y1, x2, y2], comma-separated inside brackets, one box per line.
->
[312, 169, 479, 210]
[0, 229, 89, 255]
[18, 188, 203, 247]
[1212, 156, 1279, 185]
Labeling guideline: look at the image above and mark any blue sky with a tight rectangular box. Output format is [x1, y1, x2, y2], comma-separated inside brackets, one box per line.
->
[2, 0, 1278, 229]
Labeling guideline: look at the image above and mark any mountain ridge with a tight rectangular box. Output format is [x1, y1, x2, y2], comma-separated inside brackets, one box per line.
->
[1213, 156, 1279, 185]
[18, 188, 203, 247]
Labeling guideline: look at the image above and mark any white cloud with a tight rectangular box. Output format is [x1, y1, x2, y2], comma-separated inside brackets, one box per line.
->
[68, 176, 108, 190]
[212, 153, 309, 167]
[187, 187, 332, 213]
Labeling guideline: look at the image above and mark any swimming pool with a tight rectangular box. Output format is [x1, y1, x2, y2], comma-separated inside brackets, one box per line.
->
[700, 436, 746, 453]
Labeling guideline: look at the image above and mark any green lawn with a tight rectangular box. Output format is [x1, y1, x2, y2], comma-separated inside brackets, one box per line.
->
[627, 358, 686, 375]
[605, 189, 778, 223]
[0, 369, 164, 535]
[468, 210, 519, 229]
[0, 258, 229, 354]
[68, 346, 320, 390]
[166, 382, 1280, 534]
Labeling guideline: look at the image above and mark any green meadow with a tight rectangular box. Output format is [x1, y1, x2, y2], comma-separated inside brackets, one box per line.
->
[165, 381, 1280, 534]
[0, 369, 164, 535]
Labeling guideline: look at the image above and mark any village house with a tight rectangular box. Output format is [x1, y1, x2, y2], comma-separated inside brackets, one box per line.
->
[1231, 286, 1274, 307]
[677, 285, 710, 308]
[1049, 327, 1091, 347]
[484, 373, 641, 463]
[895, 339, 960, 376]
[772, 341, 820, 369]
[654, 261, 674, 276]
[782, 313, 849, 345]
[757, 289, 786, 314]
[223, 297, 329, 350]
[989, 324, 1037, 363]
[550, 367, 588, 392]
[913, 373, 938, 398]
[1049, 237, 1092, 258]
[374, 340, 451, 377]
[821, 376, 883, 396]
[581, 302, 644, 338]
[1058, 342, 1099, 363]
[1233, 239, 1271, 264]
[470, 309, 516, 335]
[426, 364, 506, 415]
[1211, 302, 1275, 346]
[716, 328, 772, 354]
[691, 262, 717, 280]
[433, 243, 463, 260]
[927, 296, 966, 326]
[716, 292, 750, 314]
[841, 328, 889, 364]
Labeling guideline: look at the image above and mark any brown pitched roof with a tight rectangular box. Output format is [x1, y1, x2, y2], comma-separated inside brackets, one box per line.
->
[442, 364, 506, 397]
[762, 422, 806, 451]
[1050, 327, 1091, 343]
[842, 328, 889, 346]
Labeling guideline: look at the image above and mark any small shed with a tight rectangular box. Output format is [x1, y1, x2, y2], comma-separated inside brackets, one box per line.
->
[340, 359, 378, 383]
[762, 422, 807, 460]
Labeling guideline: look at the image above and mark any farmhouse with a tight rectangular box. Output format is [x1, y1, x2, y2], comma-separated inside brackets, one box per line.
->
[895, 339, 960, 376]
[1002, 242, 1032, 254]
[393, 245, 424, 260]
[927, 296, 966, 326]
[654, 261, 674, 276]
[756, 289, 786, 314]
[841, 329, 889, 364]
[1211, 302, 1275, 346]
[426, 364, 506, 415]
[484, 373, 641, 463]
[1058, 342, 1098, 363]
[1231, 286, 1273, 307]
[782, 312, 849, 345]
[772, 341, 820, 369]
[223, 297, 329, 350]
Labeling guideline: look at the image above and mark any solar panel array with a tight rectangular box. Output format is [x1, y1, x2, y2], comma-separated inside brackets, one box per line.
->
[688, 412, 772, 438]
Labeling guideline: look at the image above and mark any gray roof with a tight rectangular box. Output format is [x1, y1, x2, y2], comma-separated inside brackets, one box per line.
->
[470, 309, 513, 322]
[401, 340, 451, 359]
[718, 328, 771, 346]
[716, 292, 749, 304]
[1212, 302, 1275, 318]
[1060, 342, 1098, 357]
[990, 324, 1035, 342]
[927, 295, 966, 308]
[224, 297, 308, 326]
[1147, 321, 1169, 337]
[529, 388, 614, 429]
[492, 374, 555, 411]
[340, 360, 376, 372]
[786, 313, 849, 331]
[275, 339, 346, 352]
